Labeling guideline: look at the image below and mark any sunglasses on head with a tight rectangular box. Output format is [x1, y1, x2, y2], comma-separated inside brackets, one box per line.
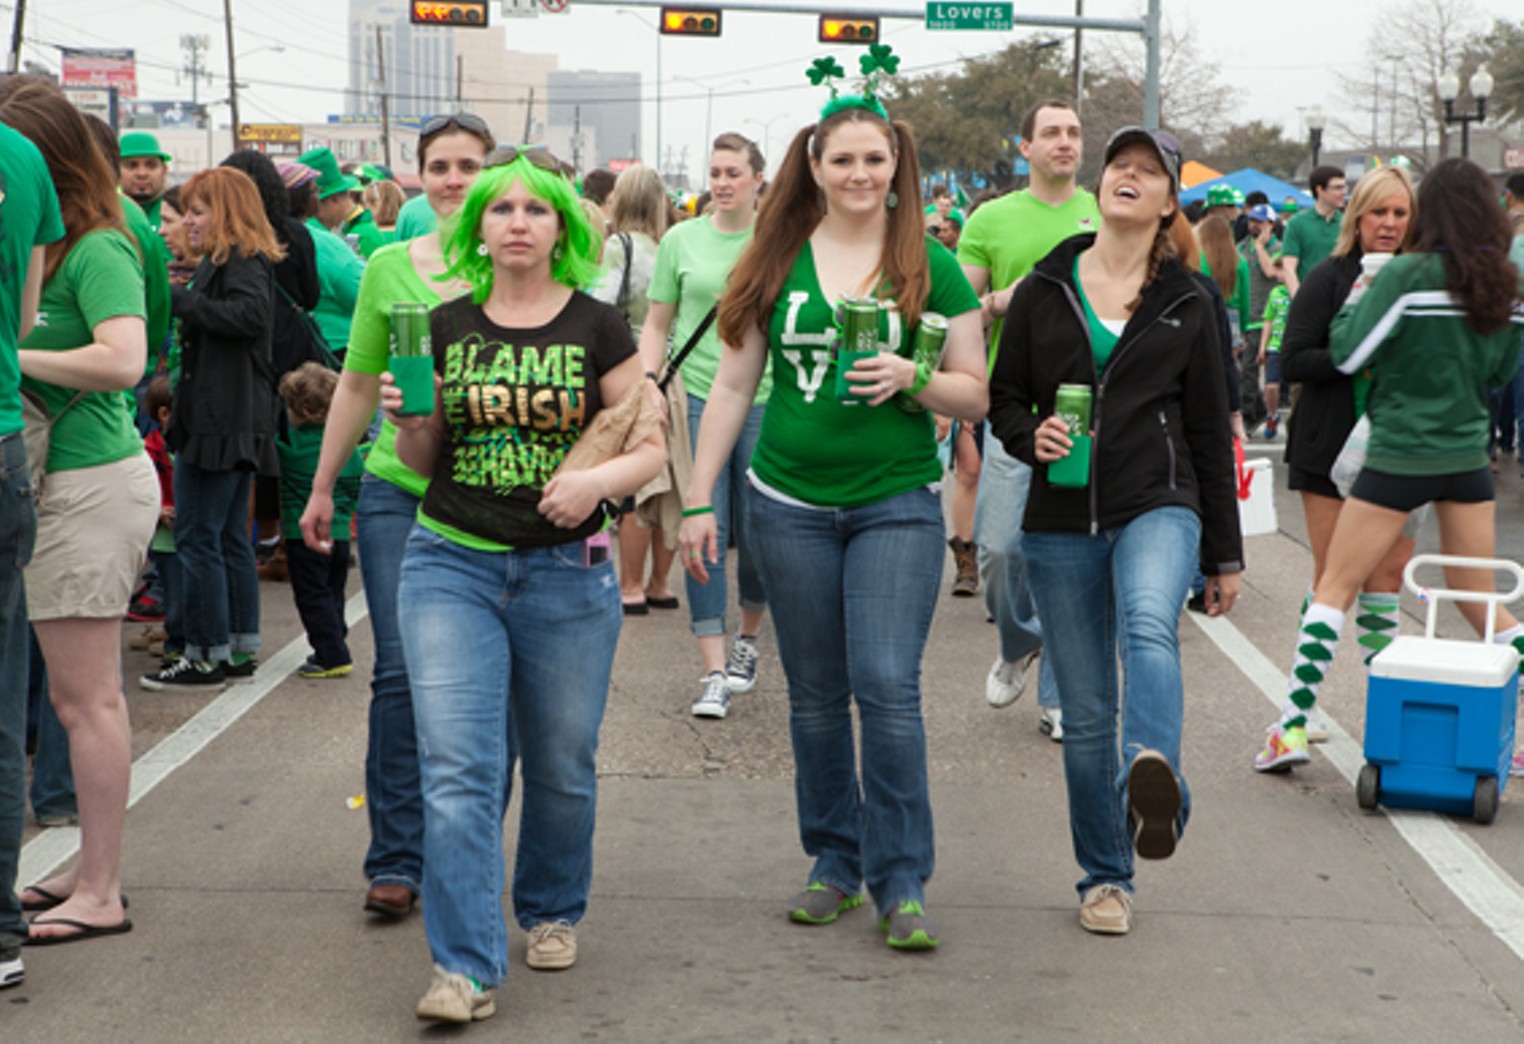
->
[927, 224, 943, 235]
[484, 144, 566, 175]
[420, 113, 492, 139]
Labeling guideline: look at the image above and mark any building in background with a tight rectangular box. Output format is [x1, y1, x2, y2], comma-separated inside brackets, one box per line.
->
[547, 70, 640, 172]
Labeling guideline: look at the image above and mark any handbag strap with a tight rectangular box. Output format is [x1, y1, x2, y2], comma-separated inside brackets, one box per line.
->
[658, 306, 718, 393]
[615, 233, 634, 311]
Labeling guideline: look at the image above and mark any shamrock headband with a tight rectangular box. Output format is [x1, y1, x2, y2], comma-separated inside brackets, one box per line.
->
[807, 43, 900, 121]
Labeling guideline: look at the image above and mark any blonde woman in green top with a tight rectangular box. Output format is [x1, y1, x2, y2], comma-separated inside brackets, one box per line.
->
[299, 114, 492, 922]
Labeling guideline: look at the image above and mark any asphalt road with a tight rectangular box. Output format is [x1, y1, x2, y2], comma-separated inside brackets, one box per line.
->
[10, 444, 1524, 1041]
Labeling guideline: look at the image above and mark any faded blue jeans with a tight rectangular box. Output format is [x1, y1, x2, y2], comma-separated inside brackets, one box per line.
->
[355, 475, 424, 895]
[399, 526, 620, 986]
[685, 394, 767, 638]
[0, 432, 37, 953]
[975, 424, 1059, 709]
[1024, 506, 1199, 896]
[747, 482, 943, 914]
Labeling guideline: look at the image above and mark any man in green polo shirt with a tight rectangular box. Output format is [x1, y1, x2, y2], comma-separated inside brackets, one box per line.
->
[0, 119, 65, 990]
[1281, 164, 1346, 296]
[958, 97, 1101, 737]
[118, 131, 172, 230]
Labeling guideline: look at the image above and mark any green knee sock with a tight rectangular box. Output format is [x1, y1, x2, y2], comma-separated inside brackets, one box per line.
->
[1283, 603, 1344, 728]
[1355, 592, 1400, 667]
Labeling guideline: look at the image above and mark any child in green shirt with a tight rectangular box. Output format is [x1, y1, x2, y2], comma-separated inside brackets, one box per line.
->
[1257, 259, 1291, 439]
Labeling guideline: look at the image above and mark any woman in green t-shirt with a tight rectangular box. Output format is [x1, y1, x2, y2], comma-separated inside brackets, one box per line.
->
[298, 114, 493, 923]
[1, 77, 155, 944]
[680, 87, 987, 950]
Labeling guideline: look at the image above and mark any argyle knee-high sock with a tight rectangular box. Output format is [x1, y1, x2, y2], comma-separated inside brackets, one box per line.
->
[1355, 592, 1400, 667]
[1299, 587, 1314, 622]
[1282, 603, 1344, 729]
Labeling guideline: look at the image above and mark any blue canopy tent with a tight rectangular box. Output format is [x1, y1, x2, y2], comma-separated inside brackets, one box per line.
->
[1180, 168, 1314, 210]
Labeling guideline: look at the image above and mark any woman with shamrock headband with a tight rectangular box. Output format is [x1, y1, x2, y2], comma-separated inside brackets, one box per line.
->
[680, 47, 987, 951]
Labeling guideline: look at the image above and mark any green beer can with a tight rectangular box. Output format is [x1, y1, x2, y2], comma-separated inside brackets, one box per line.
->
[1049, 382, 1093, 488]
[896, 312, 948, 413]
[834, 296, 881, 403]
[389, 302, 434, 417]
[1054, 383, 1092, 436]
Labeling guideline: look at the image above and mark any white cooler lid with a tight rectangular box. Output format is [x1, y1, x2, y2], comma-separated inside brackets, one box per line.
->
[1369, 634, 1518, 686]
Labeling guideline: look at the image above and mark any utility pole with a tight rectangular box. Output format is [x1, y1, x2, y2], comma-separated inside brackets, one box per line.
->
[524, 86, 535, 142]
[572, 105, 582, 172]
[7, 0, 26, 75]
[182, 34, 213, 161]
[1071, 0, 1083, 118]
[375, 26, 392, 169]
[456, 55, 464, 106]
[222, 0, 240, 147]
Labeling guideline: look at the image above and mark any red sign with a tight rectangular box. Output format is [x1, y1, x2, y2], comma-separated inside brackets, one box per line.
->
[1505, 147, 1524, 171]
[60, 47, 137, 99]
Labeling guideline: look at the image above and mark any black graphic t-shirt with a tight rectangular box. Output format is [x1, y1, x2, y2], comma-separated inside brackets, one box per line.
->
[418, 291, 636, 550]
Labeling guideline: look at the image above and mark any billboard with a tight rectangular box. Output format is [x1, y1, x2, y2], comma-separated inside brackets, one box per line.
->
[60, 47, 137, 99]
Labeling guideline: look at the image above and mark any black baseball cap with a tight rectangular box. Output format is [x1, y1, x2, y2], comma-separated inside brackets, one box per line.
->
[1103, 126, 1182, 192]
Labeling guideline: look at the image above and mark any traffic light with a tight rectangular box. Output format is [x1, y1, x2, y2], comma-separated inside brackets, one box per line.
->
[818, 15, 879, 44]
[409, 2, 489, 26]
[659, 7, 722, 36]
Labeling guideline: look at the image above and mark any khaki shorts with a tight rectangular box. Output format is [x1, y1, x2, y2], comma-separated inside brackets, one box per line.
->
[26, 452, 159, 621]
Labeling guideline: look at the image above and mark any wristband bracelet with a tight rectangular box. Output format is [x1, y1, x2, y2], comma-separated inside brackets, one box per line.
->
[907, 359, 934, 396]
[644, 370, 659, 382]
[681, 505, 715, 518]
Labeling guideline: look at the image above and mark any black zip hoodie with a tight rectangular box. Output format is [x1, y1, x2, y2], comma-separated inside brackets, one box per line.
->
[989, 233, 1244, 577]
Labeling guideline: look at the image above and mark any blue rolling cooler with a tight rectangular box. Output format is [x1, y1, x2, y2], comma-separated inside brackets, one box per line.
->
[1357, 555, 1522, 824]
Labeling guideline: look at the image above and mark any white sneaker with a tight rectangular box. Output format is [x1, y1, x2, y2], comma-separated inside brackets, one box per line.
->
[1304, 710, 1331, 744]
[691, 672, 731, 719]
[415, 965, 495, 1023]
[0, 949, 21, 990]
[1039, 707, 1064, 742]
[986, 651, 1038, 709]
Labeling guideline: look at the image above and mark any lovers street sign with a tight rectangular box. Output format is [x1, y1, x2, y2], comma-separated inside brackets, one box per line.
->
[925, 1, 1013, 30]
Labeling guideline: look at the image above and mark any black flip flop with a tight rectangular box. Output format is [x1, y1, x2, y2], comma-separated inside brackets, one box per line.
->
[646, 595, 680, 610]
[622, 601, 650, 616]
[20, 886, 129, 912]
[24, 916, 134, 946]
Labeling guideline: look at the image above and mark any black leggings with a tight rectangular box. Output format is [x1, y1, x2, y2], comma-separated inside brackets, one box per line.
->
[1350, 466, 1494, 513]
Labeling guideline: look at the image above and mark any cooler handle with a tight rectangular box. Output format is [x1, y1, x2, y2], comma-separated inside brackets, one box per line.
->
[1402, 554, 1524, 642]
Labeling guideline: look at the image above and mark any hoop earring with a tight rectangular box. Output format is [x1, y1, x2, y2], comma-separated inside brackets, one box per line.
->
[885, 190, 899, 210]
[476, 242, 489, 256]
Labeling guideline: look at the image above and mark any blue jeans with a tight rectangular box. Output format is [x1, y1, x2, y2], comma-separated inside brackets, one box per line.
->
[27, 626, 75, 820]
[1023, 506, 1199, 896]
[747, 483, 942, 913]
[684, 394, 766, 638]
[399, 526, 620, 985]
[974, 424, 1059, 709]
[173, 460, 260, 663]
[0, 432, 37, 951]
[356, 476, 424, 894]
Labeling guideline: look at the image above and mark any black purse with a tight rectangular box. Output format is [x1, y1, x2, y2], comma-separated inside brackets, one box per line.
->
[275, 282, 342, 371]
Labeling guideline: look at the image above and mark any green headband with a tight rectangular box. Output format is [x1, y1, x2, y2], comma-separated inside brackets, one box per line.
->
[807, 44, 900, 121]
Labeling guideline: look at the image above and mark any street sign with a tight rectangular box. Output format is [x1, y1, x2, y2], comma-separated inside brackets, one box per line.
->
[925, 2, 1013, 31]
[541, 0, 570, 11]
[500, 0, 538, 17]
[1505, 147, 1524, 171]
[60, 47, 137, 99]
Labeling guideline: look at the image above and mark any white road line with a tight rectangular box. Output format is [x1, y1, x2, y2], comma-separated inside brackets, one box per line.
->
[1189, 610, 1524, 962]
[18, 591, 370, 887]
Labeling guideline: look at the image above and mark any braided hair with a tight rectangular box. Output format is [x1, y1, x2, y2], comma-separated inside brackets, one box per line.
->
[1128, 210, 1183, 313]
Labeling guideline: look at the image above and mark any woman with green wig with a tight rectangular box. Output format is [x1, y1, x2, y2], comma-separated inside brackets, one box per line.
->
[383, 146, 664, 1025]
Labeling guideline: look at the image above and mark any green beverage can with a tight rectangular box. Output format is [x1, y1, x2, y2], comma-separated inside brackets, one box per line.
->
[896, 312, 948, 413]
[389, 302, 434, 417]
[1054, 382, 1092, 436]
[833, 296, 881, 403]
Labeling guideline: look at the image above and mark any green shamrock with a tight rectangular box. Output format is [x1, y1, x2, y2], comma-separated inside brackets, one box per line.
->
[860, 43, 900, 77]
[806, 56, 847, 86]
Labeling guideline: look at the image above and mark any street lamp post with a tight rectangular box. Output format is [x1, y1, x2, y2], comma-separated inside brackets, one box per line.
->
[617, 10, 661, 174]
[1306, 104, 1326, 168]
[673, 74, 749, 188]
[743, 113, 789, 173]
[1438, 65, 1494, 159]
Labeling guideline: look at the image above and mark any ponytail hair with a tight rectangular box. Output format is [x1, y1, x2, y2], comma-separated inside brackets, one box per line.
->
[719, 108, 929, 346]
[1130, 210, 1184, 313]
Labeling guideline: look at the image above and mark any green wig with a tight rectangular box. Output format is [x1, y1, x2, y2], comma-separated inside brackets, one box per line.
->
[441, 156, 602, 303]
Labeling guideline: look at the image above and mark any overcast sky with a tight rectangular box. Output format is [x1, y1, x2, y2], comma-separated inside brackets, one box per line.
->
[11, 0, 1519, 178]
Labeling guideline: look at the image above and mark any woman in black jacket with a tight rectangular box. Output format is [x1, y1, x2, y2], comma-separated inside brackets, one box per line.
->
[141, 167, 283, 691]
[1272, 166, 1415, 756]
[989, 127, 1242, 937]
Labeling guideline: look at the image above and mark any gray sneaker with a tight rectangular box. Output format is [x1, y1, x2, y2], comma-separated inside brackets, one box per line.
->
[691, 672, 731, 719]
[724, 636, 759, 693]
[879, 900, 940, 950]
[788, 882, 863, 925]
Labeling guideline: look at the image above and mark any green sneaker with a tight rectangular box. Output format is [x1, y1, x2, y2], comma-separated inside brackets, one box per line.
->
[788, 882, 863, 925]
[879, 900, 940, 951]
